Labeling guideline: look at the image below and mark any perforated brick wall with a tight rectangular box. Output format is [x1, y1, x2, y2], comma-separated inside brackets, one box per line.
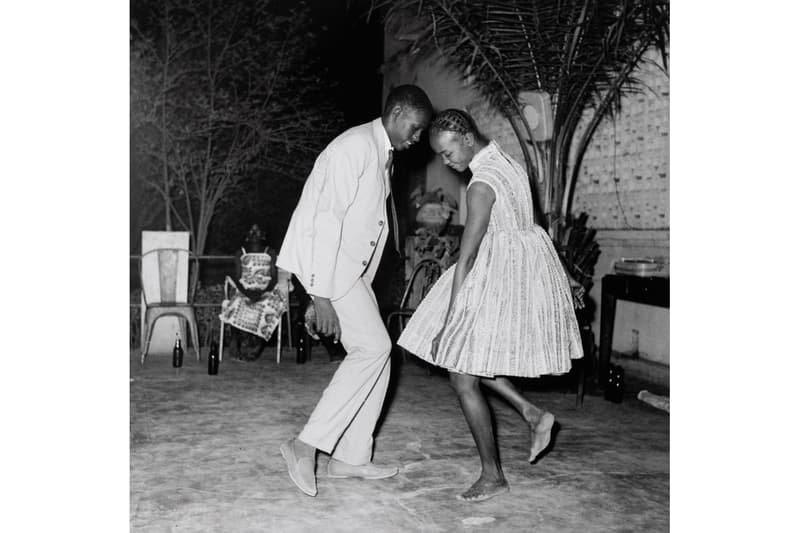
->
[571, 50, 669, 229]
[463, 51, 668, 231]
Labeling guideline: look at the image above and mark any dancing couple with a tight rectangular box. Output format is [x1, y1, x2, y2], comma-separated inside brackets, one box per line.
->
[277, 85, 583, 502]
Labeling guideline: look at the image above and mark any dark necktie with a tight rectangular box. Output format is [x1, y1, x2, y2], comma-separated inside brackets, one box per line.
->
[386, 151, 400, 255]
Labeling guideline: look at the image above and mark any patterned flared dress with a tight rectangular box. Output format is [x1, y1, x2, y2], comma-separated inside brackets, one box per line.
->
[398, 141, 583, 378]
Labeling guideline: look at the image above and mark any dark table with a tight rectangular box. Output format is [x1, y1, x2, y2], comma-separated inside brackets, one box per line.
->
[598, 274, 669, 385]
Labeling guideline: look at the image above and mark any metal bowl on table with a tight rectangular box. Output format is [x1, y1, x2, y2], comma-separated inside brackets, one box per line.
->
[613, 257, 666, 277]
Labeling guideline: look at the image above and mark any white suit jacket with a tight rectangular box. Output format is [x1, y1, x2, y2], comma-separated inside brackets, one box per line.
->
[277, 118, 392, 301]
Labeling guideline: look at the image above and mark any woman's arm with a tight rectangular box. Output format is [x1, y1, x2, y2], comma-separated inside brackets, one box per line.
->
[431, 181, 495, 359]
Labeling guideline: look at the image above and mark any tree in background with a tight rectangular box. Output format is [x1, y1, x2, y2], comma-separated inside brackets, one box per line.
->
[131, 0, 344, 256]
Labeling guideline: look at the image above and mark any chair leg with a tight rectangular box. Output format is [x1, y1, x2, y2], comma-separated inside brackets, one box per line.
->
[187, 314, 201, 361]
[140, 316, 146, 353]
[140, 320, 149, 365]
[285, 308, 292, 349]
[276, 320, 282, 364]
[141, 313, 156, 365]
[219, 321, 225, 362]
[140, 296, 146, 351]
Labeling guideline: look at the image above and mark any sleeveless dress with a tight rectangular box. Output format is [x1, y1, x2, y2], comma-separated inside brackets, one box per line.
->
[397, 141, 583, 378]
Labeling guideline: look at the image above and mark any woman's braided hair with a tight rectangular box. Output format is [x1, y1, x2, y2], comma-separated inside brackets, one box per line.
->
[430, 108, 487, 143]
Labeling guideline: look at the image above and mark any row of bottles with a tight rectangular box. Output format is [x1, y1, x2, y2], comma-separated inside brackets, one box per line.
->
[172, 333, 219, 375]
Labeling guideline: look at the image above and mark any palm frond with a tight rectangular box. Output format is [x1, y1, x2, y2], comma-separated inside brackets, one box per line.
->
[381, 0, 669, 239]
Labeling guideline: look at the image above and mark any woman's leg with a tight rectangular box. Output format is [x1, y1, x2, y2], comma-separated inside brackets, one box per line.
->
[449, 371, 509, 501]
[480, 377, 555, 463]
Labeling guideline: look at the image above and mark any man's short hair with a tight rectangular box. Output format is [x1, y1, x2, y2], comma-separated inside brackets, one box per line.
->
[383, 85, 433, 119]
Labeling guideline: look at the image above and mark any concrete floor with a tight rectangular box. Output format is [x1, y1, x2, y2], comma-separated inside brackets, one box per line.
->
[130, 347, 669, 532]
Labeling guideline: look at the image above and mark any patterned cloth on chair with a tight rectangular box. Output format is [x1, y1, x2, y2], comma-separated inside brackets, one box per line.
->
[219, 248, 288, 341]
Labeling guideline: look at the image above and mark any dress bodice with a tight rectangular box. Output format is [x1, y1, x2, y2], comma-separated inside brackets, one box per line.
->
[467, 141, 537, 234]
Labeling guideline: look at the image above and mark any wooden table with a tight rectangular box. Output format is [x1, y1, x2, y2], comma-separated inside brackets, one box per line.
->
[598, 274, 669, 386]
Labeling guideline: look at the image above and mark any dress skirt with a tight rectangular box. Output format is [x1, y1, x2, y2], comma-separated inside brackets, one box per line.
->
[397, 226, 583, 378]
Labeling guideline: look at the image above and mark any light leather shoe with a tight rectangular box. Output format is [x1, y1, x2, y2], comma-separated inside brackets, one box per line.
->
[326, 458, 399, 480]
[280, 438, 317, 496]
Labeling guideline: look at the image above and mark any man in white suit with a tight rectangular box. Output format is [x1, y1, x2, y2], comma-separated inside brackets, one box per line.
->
[277, 85, 433, 496]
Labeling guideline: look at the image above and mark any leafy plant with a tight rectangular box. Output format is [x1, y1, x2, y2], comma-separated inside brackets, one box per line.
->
[376, 0, 669, 242]
[408, 185, 459, 235]
[558, 212, 600, 292]
[412, 227, 460, 264]
[409, 185, 458, 211]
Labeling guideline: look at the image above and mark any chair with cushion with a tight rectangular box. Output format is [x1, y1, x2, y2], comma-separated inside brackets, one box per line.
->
[218, 266, 293, 364]
[385, 258, 444, 361]
[139, 247, 201, 364]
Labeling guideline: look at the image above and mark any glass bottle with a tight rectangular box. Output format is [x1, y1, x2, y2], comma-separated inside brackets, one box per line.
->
[296, 317, 308, 364]
[172, 334, 184, 368]
[208, 341, 219, 375]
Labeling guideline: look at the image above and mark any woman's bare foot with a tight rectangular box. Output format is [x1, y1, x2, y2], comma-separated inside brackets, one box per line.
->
[457, 475, 510, 502]
[528, 411, 555, 463]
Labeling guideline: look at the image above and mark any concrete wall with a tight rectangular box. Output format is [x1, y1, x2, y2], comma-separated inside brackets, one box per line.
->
[384, 27, 669, 367]
[572, 49, 670, 366]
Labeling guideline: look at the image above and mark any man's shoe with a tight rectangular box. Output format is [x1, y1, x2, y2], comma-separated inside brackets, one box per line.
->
[326, 459, 399, 480]
[280, 438, 317, 496]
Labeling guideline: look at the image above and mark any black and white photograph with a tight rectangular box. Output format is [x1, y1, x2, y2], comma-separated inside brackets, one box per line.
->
[128, 1, 670, 530]
[6, 1, 800, 532]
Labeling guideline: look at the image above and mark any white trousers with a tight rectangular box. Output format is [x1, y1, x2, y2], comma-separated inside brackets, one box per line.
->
[298, 277, 392, 465]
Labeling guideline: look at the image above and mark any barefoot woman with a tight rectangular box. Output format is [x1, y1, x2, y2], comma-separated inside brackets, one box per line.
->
[398, 109, 584, 502]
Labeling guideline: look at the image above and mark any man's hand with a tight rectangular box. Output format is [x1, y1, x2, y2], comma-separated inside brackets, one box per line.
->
[303, 303, 321, 340]
[313, 297, 341, 343]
